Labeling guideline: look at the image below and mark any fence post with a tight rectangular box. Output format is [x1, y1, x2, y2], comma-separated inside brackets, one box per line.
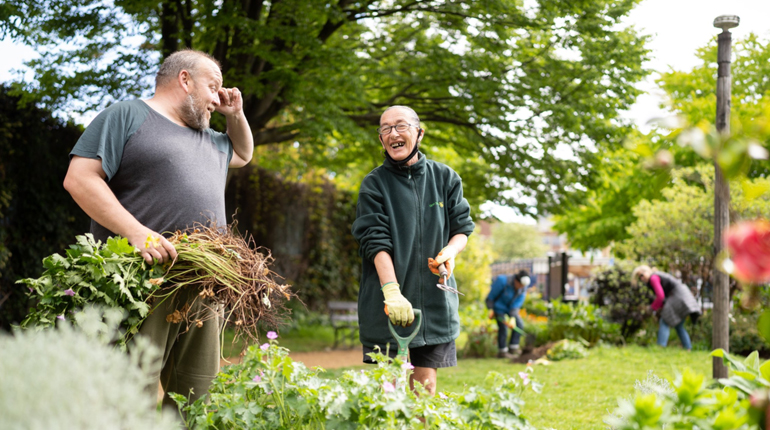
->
[712, 14, 738, 379]
[546, 255, 552, 301]
[561, 252, 569, 298]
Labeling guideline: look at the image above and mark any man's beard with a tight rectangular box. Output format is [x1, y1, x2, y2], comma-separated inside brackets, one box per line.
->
[180, 90, 210, 130]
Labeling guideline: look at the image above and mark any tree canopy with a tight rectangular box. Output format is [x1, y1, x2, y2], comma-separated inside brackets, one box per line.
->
[613, 165, 770, 292]
[554, 33, 770, 250]
[1, 0, 650, 214]
[488, 222, 547, 262]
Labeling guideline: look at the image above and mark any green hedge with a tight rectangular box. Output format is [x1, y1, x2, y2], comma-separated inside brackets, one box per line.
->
[0, 85, 89, 330]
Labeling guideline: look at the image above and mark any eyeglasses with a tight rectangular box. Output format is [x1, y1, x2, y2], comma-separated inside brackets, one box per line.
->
[376, 123, 419, 135]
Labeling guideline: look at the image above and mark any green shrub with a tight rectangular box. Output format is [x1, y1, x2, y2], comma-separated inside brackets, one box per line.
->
[546, 339, 589, 361]
[0, 85, 89, 330]
[176, 335, 543, 429]
[625, 316, 660, 347]
[455, 227, 495, 305]
[0, 307, 177, 429]
[546, 299, 623, 346]
[606, 349, 770, 430]
[689, 308, 770, 356]
[458, 303, 498, 358]
[590, 264, 655, 340]
[525, 319, 551, 348]
[523, 292, 549, 317]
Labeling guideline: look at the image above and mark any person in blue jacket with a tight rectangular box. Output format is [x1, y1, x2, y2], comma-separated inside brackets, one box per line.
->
[485, 270, 531, 358]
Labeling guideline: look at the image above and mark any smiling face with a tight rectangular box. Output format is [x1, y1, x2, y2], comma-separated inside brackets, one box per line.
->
[179, 59, 223, 130]
[379, 107, 423, 166]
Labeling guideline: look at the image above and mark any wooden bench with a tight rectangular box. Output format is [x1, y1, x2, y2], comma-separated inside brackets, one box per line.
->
[328, 301, 359, 349]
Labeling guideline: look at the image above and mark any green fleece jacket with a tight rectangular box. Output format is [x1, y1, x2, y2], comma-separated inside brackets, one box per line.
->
[352, 153, 475, 350]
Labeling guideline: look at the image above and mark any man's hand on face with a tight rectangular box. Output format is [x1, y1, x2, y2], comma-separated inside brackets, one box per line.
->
[215, 87, 244, 117]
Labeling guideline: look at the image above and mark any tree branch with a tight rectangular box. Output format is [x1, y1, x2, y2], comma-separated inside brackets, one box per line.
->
[160, 1, 179, 58]
[253, 123, 302, 145]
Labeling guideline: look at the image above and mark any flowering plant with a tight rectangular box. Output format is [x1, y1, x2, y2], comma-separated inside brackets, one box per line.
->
[725, 220, 770, 285]
[173, 333, 542, 429]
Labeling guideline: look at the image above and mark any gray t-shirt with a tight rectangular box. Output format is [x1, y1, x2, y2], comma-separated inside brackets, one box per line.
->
[70, 99, 234, 241]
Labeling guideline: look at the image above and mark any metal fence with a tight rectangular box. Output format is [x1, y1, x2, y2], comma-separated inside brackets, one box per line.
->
[490, 254, 614, 302]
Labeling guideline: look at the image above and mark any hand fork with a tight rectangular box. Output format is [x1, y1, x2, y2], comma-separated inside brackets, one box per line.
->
[436, 263, 464, 295]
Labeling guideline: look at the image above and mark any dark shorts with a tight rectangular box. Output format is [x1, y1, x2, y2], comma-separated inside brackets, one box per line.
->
[362, 341, 457, 368]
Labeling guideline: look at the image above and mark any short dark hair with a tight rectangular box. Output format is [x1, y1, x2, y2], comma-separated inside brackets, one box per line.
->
[514, 270, 530, 281]
[155, 49, 221, 89]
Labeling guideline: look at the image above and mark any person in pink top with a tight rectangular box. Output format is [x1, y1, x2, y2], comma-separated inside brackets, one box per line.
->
[632, 265, 701, 350]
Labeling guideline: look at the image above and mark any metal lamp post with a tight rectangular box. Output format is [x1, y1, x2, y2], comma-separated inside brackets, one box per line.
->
[712, 14, 739, 379]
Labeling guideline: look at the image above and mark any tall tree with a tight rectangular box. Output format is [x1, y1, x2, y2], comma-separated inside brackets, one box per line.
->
[554, 33, 770, 250]
[488, 221, 546, 261]
[1, 0, 649, 213]
[613, 165, 770, 293]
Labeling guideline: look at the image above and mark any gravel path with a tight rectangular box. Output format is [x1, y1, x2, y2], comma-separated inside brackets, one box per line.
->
[218, 348, 363, 369]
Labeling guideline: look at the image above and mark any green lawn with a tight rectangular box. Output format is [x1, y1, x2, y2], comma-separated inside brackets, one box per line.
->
[322, 344, 714, 430]
[224, 323, 718, 430]
[446, 345, 712, 430]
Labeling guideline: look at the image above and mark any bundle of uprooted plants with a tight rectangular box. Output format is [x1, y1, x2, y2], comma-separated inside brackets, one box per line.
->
[18, 222, 294, 349]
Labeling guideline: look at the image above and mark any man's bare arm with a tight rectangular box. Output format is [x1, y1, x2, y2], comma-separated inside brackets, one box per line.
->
[63, 156, 177, 264]
[217, 87, 254, 168]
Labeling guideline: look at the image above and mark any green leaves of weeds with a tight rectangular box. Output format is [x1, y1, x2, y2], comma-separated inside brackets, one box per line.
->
[18, 234, 162, 348]
[609, 349, 770, 430]
[546, 338, 589, 361]
[757, 309, 770, 347]
[177, 338, 542, 429]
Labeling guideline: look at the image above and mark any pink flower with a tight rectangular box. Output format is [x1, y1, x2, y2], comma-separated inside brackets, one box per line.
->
[56, 315, 65, 321]
[439, 392, 447, 399]
[252, 374, 261, 382]
[401, 362, 415, 370]
[266, 390, 273, 395]
[726, 220, 770, 283]
[383, 382, 395, 392]
[267, 331, 278, 340]
[518, 371, 530, 386]
[260, 343, 269, 351]
[64, 289, 75, 296]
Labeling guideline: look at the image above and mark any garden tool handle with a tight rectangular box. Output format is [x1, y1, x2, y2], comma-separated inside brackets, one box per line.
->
[388, 309, 422, 361]
[438, 263, 448, 283]
[438, 263, 449, 285]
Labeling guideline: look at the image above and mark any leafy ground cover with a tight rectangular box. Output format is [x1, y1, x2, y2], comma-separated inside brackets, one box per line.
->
[224, 319, 716, 429]
[321, 344, 712, 429]
[180, 336, 541, 429]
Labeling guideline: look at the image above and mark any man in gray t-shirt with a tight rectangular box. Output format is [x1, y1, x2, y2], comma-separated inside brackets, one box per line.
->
[64, 49, 254, 407]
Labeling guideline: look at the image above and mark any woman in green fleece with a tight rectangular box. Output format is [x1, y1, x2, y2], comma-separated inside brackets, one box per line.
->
[352, 105, 475, 395]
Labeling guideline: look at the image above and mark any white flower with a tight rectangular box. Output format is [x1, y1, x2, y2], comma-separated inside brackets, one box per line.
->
[722, 258, 735, 274]
[677, 127, 709, 158]
[748, 142, 769, 160]
[646, 116, 685, 129]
